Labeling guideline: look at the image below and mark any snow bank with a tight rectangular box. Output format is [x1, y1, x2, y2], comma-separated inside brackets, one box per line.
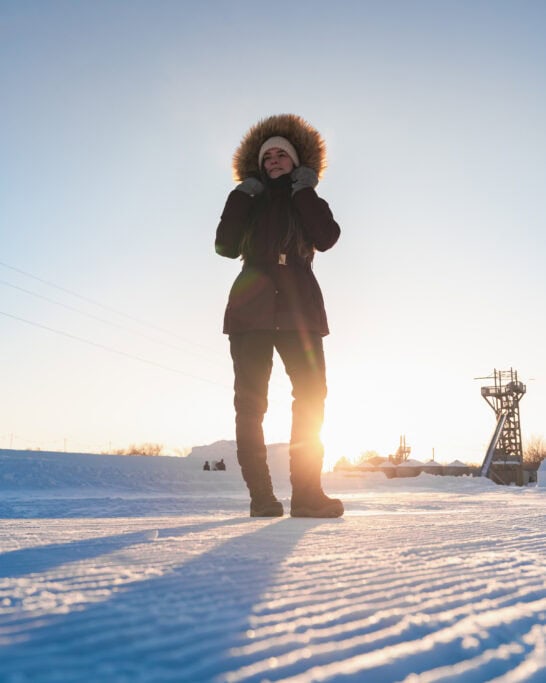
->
[0, 448, 209, 494]
[0, 443, 289, 498]
[0, 446, 501, 500]
[1, 447, 545, 683]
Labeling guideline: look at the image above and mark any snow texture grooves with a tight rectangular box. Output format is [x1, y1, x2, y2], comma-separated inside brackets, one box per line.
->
[2, 487, 546, 682]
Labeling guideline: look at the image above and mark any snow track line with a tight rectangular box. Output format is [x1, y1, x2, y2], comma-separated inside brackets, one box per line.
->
[3, 489, 546, 682]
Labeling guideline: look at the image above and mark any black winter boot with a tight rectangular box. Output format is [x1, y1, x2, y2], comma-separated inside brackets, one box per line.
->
[290, 489, 343, 518]
[250, 492, 284, 517]
[290, 450, 343, 518]
[238, 453, 284, 517]
[249, 477, 283, 517]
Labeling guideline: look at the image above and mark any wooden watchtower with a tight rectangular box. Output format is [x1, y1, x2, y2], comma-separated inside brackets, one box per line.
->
[480, 368, 526, 485]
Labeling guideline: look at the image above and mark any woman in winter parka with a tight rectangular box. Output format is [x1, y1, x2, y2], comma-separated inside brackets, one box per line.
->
[215, 114, 343, 518]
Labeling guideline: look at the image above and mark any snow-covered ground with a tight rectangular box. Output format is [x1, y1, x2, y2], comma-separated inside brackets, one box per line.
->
[2, 445, 546, 683]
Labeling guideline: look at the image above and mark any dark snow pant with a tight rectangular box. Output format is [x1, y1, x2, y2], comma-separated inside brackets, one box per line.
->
[229, 330, 327, 498]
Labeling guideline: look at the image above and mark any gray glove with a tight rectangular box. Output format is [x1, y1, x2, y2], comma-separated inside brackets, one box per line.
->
[291, 166, 318, 195]
[235, 177, 264, 196]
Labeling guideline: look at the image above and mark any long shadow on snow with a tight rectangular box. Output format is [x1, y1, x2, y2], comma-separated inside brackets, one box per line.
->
[0, 517, 251, 579]
[0, 518, 325, 682]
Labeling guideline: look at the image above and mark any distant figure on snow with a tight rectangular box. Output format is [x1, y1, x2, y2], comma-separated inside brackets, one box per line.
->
[215, 114, 343, 518]
[213, 458, 226, 471]
[203, 461, 210, 471]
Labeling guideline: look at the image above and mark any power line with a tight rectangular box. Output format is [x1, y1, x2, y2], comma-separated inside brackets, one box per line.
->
[0, 261, 289, 397]
[0, 260, 222, 358]
[0, 310, 232, 391]
[0, 277, 225, 367]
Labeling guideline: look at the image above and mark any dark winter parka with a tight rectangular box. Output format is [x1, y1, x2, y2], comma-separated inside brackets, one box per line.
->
[216, 179, 339, 335]
[215, 114, 340, 337]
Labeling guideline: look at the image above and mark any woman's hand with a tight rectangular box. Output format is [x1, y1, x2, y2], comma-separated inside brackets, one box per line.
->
[291, 166, 318, 195]
[236, 177, 264, 196]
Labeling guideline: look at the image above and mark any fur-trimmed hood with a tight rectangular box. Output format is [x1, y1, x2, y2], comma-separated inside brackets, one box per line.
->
[232, 114, 327, 182]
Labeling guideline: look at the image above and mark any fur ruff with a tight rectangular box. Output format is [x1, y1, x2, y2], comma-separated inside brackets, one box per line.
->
[232, 114, 327, 182]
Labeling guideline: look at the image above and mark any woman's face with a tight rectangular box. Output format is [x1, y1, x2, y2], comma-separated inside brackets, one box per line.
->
[262, 147, 295, 179]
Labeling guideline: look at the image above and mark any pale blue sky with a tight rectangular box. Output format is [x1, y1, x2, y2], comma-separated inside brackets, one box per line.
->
[2, 0, 545, 465]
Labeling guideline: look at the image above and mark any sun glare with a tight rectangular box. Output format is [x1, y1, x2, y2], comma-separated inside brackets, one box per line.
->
[261, 363, 388, 472]
[259, 359, 453, 473]
[321, 404, 365, 471]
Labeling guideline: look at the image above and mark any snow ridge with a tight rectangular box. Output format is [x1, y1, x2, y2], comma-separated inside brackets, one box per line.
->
[2, 451, 546, 682]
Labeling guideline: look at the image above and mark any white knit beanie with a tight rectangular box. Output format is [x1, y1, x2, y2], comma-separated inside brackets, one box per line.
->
[258, 136, 300, 168]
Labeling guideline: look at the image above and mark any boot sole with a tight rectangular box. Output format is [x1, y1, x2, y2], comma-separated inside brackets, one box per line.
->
[290, 502, 344, 518]
[250, 504, 284, 517]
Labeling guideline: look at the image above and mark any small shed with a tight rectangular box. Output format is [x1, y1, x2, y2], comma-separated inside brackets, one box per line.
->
[422, 460, 444, 475]
[395, 459, 424, 478]
[379, 461, 397, 479]
[444, 459, 473, 477]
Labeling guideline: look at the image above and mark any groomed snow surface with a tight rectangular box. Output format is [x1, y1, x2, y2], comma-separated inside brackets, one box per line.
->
[2, 445, 546, 683]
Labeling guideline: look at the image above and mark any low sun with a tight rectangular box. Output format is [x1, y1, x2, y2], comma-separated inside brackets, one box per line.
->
[260, 362, 416, 473]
